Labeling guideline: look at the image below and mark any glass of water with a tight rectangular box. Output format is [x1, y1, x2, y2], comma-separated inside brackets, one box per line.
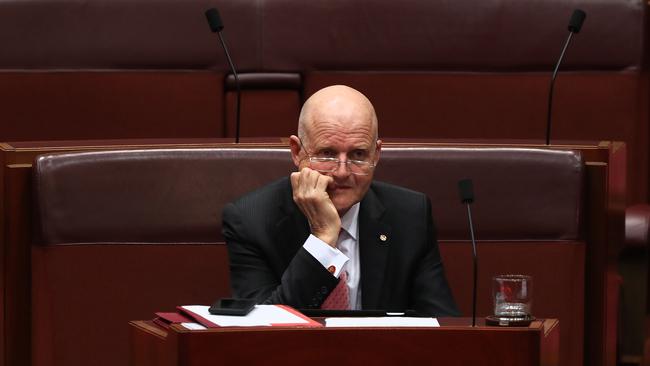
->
[493, 274, 533, 319]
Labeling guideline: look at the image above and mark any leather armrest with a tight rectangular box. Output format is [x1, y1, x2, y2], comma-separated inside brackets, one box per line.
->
[625, 204, 650, 247]
[225, 73, 302, 90]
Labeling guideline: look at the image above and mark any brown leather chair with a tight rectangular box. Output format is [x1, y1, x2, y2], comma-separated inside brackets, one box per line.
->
[31, 146, 585, 366]
[31, 148, 294, 366]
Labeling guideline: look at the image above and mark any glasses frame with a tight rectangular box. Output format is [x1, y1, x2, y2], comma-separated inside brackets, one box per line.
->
[298, 138, 377, 176]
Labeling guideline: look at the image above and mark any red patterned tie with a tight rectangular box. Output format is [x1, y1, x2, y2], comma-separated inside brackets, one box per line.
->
[321, 271, 349, 310]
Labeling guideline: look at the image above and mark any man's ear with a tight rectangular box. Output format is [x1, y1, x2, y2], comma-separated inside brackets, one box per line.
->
[373, 139, 382, 166]
[289, 135, 302, 168]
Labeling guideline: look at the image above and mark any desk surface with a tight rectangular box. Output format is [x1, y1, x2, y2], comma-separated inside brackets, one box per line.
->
[129, 318, 559, 366]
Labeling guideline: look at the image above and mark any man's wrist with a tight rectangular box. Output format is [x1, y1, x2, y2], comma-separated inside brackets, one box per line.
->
[313, 231, 338, 247]
[303, 235, 349, 277]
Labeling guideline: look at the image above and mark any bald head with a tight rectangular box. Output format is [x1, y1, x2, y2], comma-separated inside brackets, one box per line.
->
[298, 85, 378, 145]
[289, 85, 383, 215]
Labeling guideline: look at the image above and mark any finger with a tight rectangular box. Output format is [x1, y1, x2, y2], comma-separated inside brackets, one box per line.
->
[294, 170, 313, 201]
[290, 172, 300, 192]
[300, 167, 321, 190]
[294, 168, 317, 202]
[298, 167, 310, 187]
[315, 174, 333, 194]
[309, 169, 326, 190]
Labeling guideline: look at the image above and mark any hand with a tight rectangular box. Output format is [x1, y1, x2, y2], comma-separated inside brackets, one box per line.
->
[290, 167, 341, 247]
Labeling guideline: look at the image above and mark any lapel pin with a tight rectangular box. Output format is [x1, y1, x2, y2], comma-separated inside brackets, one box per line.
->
[379, 234, 388, 242]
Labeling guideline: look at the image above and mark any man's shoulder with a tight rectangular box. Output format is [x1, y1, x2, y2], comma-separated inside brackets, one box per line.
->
[370, 180, 427, 201]
[369, 180, 431, 215]
[229, 177, 291, 209]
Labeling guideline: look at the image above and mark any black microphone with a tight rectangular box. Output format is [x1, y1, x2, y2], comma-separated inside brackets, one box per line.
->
[545, 9, 586, 145]
[205, 8, 242, 143]
[458, 179, 478, 327]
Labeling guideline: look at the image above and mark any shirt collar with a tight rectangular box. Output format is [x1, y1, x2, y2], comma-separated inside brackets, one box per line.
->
[340, 202, 360, 241]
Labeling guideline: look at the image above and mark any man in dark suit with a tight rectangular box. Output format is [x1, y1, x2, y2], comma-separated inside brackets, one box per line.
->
[223, 85, 458, 316]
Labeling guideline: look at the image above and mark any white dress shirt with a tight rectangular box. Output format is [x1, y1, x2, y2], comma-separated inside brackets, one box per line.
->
[303, 202, 361, 310]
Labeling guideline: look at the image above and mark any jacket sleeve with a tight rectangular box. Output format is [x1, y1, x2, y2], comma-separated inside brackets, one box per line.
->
[222, 202, 339, 308]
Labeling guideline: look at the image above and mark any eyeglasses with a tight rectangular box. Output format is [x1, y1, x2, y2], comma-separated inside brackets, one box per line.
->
[307, 156, 375, 175]
[299, 138, 376, 176]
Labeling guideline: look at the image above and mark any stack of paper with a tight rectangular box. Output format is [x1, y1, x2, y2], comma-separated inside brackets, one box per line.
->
[177, 304, 322, 328]
[325, 317, 439, 327]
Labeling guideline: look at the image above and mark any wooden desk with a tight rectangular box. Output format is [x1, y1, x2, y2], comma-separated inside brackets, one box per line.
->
[129, 318, 559, 366]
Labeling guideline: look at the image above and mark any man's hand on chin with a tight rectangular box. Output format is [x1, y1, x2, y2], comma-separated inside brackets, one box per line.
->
[290, 167, 341, 247]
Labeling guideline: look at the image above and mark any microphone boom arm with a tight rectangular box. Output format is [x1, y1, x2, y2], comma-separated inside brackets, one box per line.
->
[546, 31, 575, 145]
[465, 202, 478, 327]
[217, 33, 241, 143]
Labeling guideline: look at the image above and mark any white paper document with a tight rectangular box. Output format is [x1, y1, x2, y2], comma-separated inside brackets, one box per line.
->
[180, 305, 316, 327]
[181, 322, 207, 330]
[325, 317, 440, 328]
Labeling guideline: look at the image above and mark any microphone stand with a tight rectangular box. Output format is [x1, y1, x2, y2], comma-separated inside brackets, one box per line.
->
[546, 32, 575, 146]
[458, 179, 478, 327]
[217, 33, 241, 143]
[465, 201, 478, 327]
[205, 8, 242, 143]
[545, 9, 586, 145]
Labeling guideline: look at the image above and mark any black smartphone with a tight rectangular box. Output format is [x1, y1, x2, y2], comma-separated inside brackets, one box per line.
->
[208, 298, 257, 316]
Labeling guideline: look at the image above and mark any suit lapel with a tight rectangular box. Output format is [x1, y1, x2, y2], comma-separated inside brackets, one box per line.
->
[359, 185, 392, 309]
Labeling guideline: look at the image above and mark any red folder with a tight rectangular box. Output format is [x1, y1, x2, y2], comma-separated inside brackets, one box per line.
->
[152, 312, 194, 329]
[177, 305, 321, 328]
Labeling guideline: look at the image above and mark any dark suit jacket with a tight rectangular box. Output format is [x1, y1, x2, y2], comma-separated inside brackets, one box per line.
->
[222, 177, 459, 317]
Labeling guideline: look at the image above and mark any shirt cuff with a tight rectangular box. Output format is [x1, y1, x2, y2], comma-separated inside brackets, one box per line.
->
[303, 234, 349, 278]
